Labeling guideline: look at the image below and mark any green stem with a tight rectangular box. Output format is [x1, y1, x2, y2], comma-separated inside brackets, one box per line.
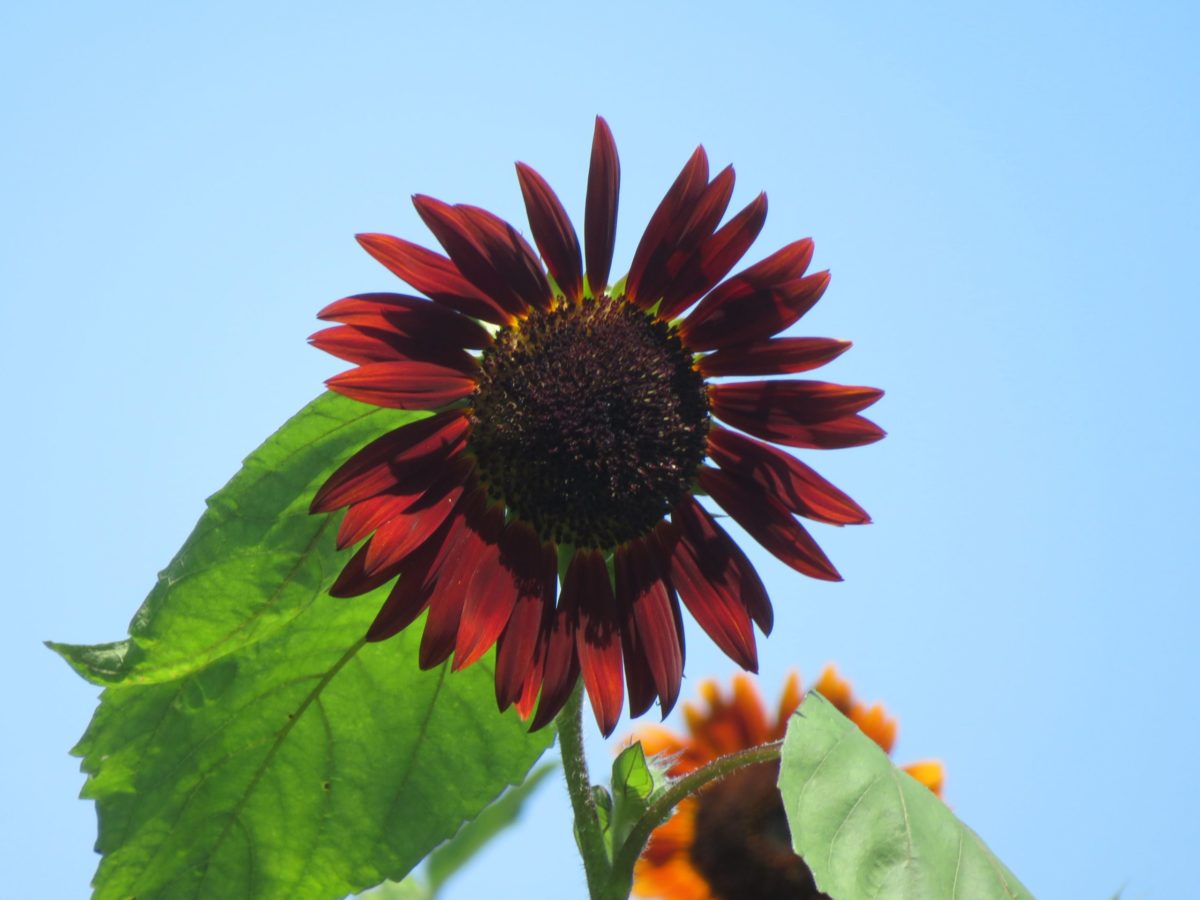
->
[607, 738, 784, 896]
[557, 680, 614, 899]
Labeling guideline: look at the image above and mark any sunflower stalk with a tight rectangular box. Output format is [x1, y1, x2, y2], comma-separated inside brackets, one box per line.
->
[605, 739, 785, 897]
[557, 681, 621, 899]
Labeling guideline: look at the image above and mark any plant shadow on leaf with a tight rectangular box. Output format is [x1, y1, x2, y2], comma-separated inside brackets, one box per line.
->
[52, 393, 555, 900]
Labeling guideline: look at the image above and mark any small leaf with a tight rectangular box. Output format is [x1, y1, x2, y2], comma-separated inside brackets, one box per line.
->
[607, 742, 670, 855]
[55, 393, 555, 899]
[778, 693, 1033, 900]
[46, 639, 136, 684]
[612, 742, 656, 804]
[425, 762, 556, 892]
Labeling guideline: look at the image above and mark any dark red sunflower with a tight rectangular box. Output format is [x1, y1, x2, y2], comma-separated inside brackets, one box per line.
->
[630, 670, 944, 900]
[310, 117, 884, 737]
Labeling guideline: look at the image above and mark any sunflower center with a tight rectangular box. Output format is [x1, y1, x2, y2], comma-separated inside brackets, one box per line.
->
[468, 294, 709, 548]
[689, 762, 828, 899]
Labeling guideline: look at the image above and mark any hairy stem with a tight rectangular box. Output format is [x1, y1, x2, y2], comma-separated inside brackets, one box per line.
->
[557, 680, 614, 898]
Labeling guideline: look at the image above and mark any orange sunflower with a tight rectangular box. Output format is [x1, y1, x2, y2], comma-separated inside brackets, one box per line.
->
[631, 669, 943, 899]
[310, 117, 883, 736]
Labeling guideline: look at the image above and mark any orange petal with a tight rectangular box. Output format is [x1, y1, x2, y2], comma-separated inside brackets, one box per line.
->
[773, 670, 804, 737]
[814, 664, 854, 715]
[849, 702, 897, 754]
[903, 760, 945, 797]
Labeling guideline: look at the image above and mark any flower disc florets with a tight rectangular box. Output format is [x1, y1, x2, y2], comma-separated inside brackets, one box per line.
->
[469, 294, 710, 548]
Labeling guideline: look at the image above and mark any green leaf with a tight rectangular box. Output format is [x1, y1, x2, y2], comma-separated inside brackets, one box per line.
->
[778, 693, 1033, 900]
[425, 761, 555, 892]
[612, 742, 656, 803]
[606, 741, 670, 856]
[55, 393, 555, 900]
[48, 639, 135, 683]
[359, 878, 433, 900]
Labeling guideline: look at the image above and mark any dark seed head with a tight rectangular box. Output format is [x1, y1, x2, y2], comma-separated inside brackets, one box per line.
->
[468, 295, 709, 548]
[689, 761, 826, 899]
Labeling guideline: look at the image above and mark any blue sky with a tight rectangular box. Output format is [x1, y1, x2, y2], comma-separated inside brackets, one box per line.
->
[3, 2, 1197, 897]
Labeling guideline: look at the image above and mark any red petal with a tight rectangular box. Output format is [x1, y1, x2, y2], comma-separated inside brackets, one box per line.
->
[326, 360, 476, 410]
[312, 411, 470, 514]
[723, 412, 886, 450]
[621, 627, 658, 719]
[658, 192, 768, 320]
[316, 292, 492, 349]
[452, 518, 538, 671]
[563, 549, 624, 737]
[672, 495, 773, 634]
[711, 380, 884, 435]
[317, 293, 401, 326]
[633, 165, 736, 312]
[310, 324, 480, 370]
[335, 456, 459, 550]
[699, 466, 842, 581]
[516, 162, 584, 303]
[626, 146, 709, 308]
[355, 234, 511, 324]
[699, 337, 852, 378]
[454, 203, 554, 311]
[360, 458, 473, 576]
[495, 604, 543, 712]
[419, 493, 497, 668]
[676, 166, 735, 252]
[329, 540, 406, 599]
[656, 520, 758, 670]
[707, 426, 870, 525]
[412, 195, 541, 317]
[584, 116, 620, 295]
[616, 538, 685, 717]
[515, 653, 545, 720]
[365, 513, 462, 642]
[530, 594, 581, 732]
[679, 239, 814, 342]
[683, 271, 829, 351]
[310, 325, 404, 366]
[337, 491, 414, 550]
[494, 532, 557, 711]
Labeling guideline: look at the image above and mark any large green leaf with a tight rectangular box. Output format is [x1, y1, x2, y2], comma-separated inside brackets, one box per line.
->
[778, 693, 1032, 900]
[53, 393, 555, 900]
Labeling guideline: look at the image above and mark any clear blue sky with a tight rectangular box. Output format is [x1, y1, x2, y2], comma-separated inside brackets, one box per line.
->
[3, 2, 1197, 897]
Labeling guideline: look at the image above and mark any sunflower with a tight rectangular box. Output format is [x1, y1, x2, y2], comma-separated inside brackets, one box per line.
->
[630, 669, 944, 900]
[310, 117, 884, 736]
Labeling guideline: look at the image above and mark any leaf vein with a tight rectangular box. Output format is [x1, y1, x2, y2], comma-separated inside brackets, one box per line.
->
[188, 638, 366, 899]
[827, 771, 883, 873]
